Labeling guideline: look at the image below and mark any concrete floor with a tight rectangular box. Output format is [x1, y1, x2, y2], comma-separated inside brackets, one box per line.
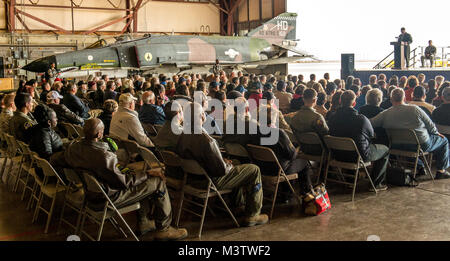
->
[1, 160, 450, 241]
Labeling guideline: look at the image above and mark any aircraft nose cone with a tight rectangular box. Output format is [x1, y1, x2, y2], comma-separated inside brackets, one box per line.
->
[22, 55, 56, 72]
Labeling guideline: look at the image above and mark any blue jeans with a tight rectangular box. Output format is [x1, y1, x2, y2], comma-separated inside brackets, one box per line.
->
[392, 134, 450, 171]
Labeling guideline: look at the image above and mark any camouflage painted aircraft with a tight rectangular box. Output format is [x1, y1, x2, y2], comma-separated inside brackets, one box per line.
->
[23, 12, 313, 75]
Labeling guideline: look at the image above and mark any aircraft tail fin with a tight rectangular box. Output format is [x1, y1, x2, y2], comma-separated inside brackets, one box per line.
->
[247, 12, 297, 44]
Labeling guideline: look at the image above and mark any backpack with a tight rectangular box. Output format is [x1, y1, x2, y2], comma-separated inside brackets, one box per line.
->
[386, 165, 418, 187]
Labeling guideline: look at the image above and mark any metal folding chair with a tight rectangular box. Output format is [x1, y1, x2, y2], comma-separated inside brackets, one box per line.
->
[60, 122, 81, 140]
[78, 171, 140, 241]
[323, 135, 377, 202]
[110, 136, 142, 168]
[223, 142, 250, 165]
[32, 154, 67, 233]
[72, 124, 85, 138]
[142, 123, 158, 137]
[386, 128, 434, 183]
[246, 144, 301, 220]
[57, 168, 85, 236]
[173, 151, 240, 238]
[160, 150, 184, 191]
[15, 141, 37, 201]
[294, 132, 326, 184]
[3, 134, 24, 191]
[0, 131, 10, 183]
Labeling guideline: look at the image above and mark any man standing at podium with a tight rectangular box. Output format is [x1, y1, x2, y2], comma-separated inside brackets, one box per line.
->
[398, 27, 413, 68]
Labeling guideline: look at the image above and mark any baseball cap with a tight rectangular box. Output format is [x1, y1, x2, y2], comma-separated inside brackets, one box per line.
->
[178, 77, 186, 85]
[210, 81, 220, 88]
[47, 90, 63, 100]
[119, 93, 137, 104]
[250, 81, 262, 92]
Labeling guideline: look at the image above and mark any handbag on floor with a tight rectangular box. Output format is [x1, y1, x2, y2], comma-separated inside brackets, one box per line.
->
[303, 183, 331, 216]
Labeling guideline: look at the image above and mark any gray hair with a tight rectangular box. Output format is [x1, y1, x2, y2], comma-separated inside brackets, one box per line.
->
[366, 88, 383, 106]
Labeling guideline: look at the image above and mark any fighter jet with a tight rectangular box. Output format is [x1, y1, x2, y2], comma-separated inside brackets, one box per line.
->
[23, 12, 313, 75]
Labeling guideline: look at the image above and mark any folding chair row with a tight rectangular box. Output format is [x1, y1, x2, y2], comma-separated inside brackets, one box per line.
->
[223, 142, 302, 220]
[160, 150, 239, 238]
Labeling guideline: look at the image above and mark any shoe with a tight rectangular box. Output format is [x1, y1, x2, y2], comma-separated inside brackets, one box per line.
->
[154, 226, 188, 241]
[369, 184, 388, 192]
[435, 171, 450, 180]
[243, 214, 269, 227]
[137, 219, 156, 236]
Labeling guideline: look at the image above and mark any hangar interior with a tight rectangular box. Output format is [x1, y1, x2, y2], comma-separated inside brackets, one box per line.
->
[0, 0, 287, 86]
[1, 1, 449, 243]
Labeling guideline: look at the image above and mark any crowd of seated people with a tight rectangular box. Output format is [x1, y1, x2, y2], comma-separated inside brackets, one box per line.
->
[0, 69, 449, 241]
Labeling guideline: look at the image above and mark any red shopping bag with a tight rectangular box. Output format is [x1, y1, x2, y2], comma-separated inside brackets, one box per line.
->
[303, 183, 331, 215]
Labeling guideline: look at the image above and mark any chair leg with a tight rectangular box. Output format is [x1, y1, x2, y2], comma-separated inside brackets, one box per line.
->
[5, 158, 15, 189]
[27, 182, 38, 211]
[109, 217, 128, 238]
[269, 174, 281, 221]
[198, 182, 212, 239]
[421, 153, 434, 183]
[351, 169, 359, 203]
[211, 184, 239, 228]
[323, 153, 331, 186]
[316, 157, 324, 185]
[45, 196, 57, 234]
[96, 208, 109, 241]
[57, 198, 67, 235]
[13, 158, 25, 192]
[20, 172, 31, 201]
[281, 172, 301, 206]
[412, 154, 420, 182]
[364, 165, 377, 195]
[112, 213, 139, 241]
[0, 156, 8, 183]
[32, 191, 44, 223]
[176, 174, 187, 228]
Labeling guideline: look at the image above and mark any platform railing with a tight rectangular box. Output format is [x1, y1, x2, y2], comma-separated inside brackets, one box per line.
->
[374, 46, 450, 69]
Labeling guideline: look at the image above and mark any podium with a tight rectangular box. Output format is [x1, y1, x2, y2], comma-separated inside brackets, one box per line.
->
[390, 41, 405, 69]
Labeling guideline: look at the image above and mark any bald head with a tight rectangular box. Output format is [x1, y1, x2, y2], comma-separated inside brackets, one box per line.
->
[83, 118, 104, 140]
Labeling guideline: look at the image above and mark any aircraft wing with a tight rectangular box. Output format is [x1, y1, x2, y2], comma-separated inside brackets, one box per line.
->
[242, 56, 311, 66]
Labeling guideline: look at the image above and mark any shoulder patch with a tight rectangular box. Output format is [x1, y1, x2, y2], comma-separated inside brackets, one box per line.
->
[24, 121, 33, 130]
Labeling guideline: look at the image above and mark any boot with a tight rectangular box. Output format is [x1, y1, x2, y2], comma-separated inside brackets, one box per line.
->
[137, 219, 156, 236]
[154, 226, 188, 241]
[243, 214, 269, 227]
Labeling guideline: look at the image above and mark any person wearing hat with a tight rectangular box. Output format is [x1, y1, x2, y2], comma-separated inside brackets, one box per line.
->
[432, 87, 450, 142]
[248, 81, 263, 111]
[110, 93, 154, 148]
[208, 81, 220, 99]
[47, 90, 84, 126]
[76, 80, 88, 100]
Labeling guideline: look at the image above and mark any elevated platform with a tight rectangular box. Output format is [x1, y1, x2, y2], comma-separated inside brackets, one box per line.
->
[352, 68, 450, 85]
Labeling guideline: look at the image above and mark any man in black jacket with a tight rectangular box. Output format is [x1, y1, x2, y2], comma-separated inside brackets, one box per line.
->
[432, 87, 450, 141]
[47, 91, 84, 126]
[63, 84, 90, 120]
[328, 90, 389, 191]
[29, 105, 63, 160]
[176, 102, 268, 227]
[398, 27, 413, 68]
